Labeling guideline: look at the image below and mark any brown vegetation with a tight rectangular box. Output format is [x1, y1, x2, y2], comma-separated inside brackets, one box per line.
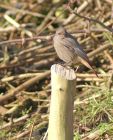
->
[0, 0, 113, 139]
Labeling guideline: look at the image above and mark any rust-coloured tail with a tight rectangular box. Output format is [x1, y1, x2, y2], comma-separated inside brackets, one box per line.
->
[79, 57, 99, 78]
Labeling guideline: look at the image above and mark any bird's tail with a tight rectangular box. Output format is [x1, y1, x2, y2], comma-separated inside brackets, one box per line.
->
[79, 57, 99, 78]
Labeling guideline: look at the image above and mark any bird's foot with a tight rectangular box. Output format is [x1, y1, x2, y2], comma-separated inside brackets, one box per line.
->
[74, 66, 79, 73]
[57, 62, 72, 70]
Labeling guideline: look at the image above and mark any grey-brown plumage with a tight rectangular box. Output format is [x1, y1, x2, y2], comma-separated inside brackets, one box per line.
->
[53, 27, 98, 77]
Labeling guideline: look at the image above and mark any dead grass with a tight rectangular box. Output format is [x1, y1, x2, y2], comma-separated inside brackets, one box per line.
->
[0, 0, 113, 139]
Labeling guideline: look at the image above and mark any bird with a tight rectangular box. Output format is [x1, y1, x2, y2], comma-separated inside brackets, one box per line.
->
[53, 27, 98, 77]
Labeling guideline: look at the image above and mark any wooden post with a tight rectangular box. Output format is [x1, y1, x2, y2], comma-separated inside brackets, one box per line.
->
[48, 64, 76, 140]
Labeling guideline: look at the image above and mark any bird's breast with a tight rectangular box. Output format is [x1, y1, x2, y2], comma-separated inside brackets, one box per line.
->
[53, 35, 77, 64]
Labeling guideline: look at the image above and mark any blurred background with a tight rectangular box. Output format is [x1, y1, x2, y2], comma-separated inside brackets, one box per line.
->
[0, 0, 113, 139]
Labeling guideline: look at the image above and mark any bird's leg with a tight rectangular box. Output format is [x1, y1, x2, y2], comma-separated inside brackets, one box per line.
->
[58, 61, 65, 66]
[74, 66, 79, 73]
[56, 60, 65, 66]
[59, 61, 72, 70]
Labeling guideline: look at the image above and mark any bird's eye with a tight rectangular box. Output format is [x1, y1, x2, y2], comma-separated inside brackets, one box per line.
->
[58, 32, 62, 35]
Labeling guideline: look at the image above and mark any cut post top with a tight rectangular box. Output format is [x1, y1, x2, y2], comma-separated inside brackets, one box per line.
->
[51, 64, 76, 80]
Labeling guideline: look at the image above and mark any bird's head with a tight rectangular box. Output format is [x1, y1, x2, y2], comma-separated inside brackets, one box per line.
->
[56, 27, 66, 35]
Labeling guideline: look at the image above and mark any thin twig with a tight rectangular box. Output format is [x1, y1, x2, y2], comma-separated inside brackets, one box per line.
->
[0, 71, 50, 105]
[65, 5, 113, 33]
[0, 35, 53, 46]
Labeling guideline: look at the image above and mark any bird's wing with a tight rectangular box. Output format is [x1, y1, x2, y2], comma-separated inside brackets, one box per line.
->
[64, 37, 90, 62]
[65, 36, 98, 77]
[74, 45, 98, 77]
[60, 37, 75, 52]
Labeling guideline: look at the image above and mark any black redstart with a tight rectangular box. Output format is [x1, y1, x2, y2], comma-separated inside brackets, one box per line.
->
[53, 27, 98, 77]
